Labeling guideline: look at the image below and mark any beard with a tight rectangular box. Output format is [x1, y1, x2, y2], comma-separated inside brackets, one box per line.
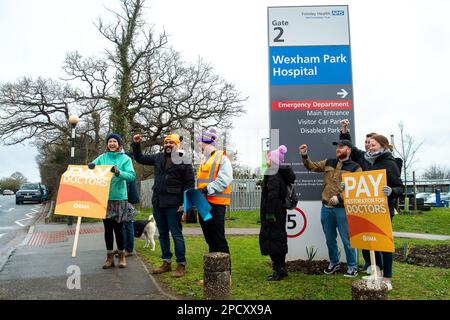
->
[164, 146, 173, 154]
[336, 149, 349, 160]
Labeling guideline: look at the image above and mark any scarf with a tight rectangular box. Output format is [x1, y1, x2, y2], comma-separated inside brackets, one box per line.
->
[364, 148, 388, 165]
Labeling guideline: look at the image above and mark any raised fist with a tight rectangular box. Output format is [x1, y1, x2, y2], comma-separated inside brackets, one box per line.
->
[299, 144, 308, 155]
[340, 119, 350, 133]
[133, 134, 142, 143]
[340, 119, 349, 127]
[87, 162, 96, 170]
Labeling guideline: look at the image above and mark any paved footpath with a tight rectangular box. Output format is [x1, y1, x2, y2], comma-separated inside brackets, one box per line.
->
[0, 215, 176, 300]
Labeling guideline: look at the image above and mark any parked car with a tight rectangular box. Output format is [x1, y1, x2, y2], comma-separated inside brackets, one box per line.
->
[15, 183, 43, 204]
[415, 192, 432, 200]
[424, 193, 450, 206]
[2, 189, 14, 195]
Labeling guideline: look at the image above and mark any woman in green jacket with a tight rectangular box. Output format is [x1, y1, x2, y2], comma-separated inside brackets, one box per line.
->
[89, 133, 136, 269]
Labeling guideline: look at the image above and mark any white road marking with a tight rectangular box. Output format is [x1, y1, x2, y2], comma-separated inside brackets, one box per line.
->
[5, 208, 14, 213]
[0, 226, 16, 230]
[15, 212, 35, 227]
[0, 233, 5, 238]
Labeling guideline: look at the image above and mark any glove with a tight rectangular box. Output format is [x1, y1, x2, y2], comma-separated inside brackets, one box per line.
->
[382, 186, 392, 196]
[111, 165, 120, 177]
[329, 196, 339, 206]
[87, 162, 96, 170]
[199, 186, 208, 196]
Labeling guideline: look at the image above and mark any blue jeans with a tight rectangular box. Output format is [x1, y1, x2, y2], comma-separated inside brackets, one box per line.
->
[123, 220, 134, 253]
[153, 207, 186, 264]
[321, 206, 357, 268]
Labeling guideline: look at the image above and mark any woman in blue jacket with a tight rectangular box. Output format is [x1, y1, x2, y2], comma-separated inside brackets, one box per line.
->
[89, 133, 136, 269]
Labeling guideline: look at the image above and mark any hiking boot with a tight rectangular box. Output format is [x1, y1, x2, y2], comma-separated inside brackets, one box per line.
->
[102, 252, 115, 269]
[324, 263, 340, 274]
[172, 264, 186, 278]
[344, 267, 358, 278]
[118, 252, 127, 268]
[153, 261, 172, 274]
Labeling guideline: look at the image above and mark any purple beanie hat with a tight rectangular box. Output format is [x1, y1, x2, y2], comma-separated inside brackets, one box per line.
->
[197, 128, 218, 146]
[267, 145, 287, 165]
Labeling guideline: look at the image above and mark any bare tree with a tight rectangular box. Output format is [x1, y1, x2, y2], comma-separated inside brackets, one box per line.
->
[10, 172, 28, 185]
[422, 165, 450, 180]
[0, 76, 110, 149]
[63, 0, 246, 147]
[391, 121, 424, 186]
[0, 0, 246, 152]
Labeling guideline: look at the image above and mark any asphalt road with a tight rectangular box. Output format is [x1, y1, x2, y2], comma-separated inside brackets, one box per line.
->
[0, 195, 42, 267]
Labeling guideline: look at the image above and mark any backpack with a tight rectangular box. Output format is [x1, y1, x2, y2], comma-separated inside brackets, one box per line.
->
[283, 183, 298, 210]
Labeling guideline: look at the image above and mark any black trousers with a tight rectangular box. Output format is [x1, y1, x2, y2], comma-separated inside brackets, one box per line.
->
[103, 218, 124, 251]
[270, 253, 286, 271]
[199, 204, 230, 254]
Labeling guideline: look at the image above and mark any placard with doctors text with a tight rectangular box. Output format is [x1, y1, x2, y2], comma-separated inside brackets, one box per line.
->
[55, 165, 113, 219]
[342, 169, 394, 252]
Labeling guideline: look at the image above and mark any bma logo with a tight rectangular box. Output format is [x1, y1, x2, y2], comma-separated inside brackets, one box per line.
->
[332, 10, 345, 16]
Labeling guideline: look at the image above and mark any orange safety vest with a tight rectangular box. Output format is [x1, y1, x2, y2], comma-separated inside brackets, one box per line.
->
[196, 150, 232, 206]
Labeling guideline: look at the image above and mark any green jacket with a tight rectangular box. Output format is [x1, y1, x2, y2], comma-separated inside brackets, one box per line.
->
[92, 151, 136, 200]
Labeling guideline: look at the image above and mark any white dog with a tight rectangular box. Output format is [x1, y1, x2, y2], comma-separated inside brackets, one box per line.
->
[141, 215, 156, 251]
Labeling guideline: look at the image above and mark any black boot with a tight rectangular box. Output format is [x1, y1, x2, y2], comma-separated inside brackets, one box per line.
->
[267, 263, 288, 281]
[267, 272, 282, 281]
[278, 267, 288, 279]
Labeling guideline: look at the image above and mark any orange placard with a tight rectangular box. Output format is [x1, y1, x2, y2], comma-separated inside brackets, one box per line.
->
[342, 169, 394, 252]
[55, 165, 113, 219]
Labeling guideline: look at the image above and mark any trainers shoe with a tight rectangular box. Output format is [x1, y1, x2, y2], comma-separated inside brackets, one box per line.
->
[366, 265, 373, 274]
[383, 279, 393, 291]
[324, 263, 340, 274]
[344, 267, 358, 277]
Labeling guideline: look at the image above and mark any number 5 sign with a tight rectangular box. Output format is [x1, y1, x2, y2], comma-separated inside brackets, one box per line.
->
[287, 208, 307, 238]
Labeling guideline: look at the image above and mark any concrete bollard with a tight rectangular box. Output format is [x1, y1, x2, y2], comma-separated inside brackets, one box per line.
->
[351, 279, 389, 300]
[203, 252, 230, 300]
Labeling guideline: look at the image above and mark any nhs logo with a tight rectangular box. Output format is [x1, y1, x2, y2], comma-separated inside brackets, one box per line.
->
[332, 10, 345, 16]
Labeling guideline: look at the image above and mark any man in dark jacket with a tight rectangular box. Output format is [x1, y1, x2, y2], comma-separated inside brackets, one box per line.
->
[132, 133, 195, 278]
[300, 140, 361, 277]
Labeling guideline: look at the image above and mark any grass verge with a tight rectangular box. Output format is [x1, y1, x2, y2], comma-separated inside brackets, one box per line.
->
[136, 236, 450, 300]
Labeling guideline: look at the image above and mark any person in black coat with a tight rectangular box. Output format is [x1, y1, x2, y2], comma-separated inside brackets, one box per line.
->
[339, 119, 404, 278]
[259, 145, 296, 281]
[132, 133, 195, 278]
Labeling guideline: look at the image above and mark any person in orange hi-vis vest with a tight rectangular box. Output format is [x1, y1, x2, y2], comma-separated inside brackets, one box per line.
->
[196, 128, 233, 257]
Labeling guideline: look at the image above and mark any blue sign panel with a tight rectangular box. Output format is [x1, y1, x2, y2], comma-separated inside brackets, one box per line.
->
[270, 45, 352, 85]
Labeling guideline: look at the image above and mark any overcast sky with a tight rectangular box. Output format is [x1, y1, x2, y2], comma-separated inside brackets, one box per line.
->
[1, 0, 449, 182]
